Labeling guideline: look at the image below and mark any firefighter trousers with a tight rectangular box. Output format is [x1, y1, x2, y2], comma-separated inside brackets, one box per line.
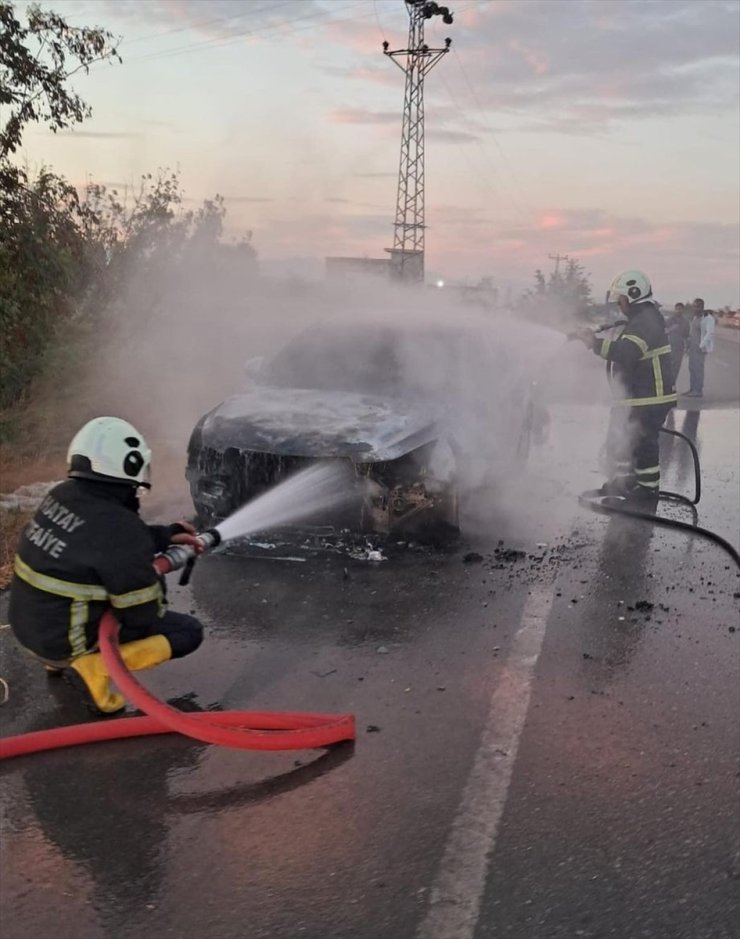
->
[605, 404, 673, 493]
[118, 610, 203, 659]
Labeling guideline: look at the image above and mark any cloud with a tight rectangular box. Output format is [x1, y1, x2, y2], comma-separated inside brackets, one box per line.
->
[54, 130, 143, 139]
[323, 0, 739, 135]
[223, 196, 274, 204]
[104, 0, 381, 63]
[454, 0, 738, 132]
[330, 108, 399, 126]
[330, 104, 477, 143]
[107, 0, 322, 39]
[427, 128, 480, 144]
[252, 210, 370, 256]
[319, 8, 385, 55]
[320, 65, 399, 88]
[423, 204, 739, 301]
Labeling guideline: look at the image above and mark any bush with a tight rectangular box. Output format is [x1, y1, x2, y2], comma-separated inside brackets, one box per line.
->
[0, 164, 257, 414]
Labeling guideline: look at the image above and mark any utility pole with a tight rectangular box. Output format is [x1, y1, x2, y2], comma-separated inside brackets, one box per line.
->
[383, 1, 454, 284]
[548, 252, 570, 277]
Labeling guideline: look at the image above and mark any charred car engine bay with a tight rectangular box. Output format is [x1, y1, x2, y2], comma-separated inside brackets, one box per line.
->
[186, 318, 547, 546]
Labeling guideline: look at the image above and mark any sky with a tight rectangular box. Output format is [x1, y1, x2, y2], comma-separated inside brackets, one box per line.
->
[12, 0, 740, 306]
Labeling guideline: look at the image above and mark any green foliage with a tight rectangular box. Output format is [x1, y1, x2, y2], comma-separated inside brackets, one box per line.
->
[0, 4, 256, 415]
[0, 1, 121, 159]
[0, 165, 258, 411]
[0, 164, 92, 406]
[520, 258, 594, 319]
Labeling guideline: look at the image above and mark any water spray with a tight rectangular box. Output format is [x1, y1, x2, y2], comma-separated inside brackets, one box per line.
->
[0, 464, 360, 761]
[159, 461, 362, 584]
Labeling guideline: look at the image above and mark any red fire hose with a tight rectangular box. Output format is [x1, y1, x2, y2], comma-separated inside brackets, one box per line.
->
[0, 545, 355, 761]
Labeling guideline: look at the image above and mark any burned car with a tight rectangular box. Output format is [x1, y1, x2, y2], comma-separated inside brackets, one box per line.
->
[186, 317, 549, 536]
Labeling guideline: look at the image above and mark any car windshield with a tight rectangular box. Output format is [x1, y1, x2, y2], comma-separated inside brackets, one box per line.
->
[266, 326, 407, 395]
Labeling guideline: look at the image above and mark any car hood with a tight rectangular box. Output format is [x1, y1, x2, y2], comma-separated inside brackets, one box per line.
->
[197, 387, 440, 462]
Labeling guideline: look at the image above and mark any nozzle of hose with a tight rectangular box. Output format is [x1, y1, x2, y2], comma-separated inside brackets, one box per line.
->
[155, 528, 223, 580]
[197, 528, 221, 551]
[178, 528, 221, 586]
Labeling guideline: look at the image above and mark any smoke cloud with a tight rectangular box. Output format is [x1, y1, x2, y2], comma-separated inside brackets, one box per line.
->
[80, 240, 614, 536]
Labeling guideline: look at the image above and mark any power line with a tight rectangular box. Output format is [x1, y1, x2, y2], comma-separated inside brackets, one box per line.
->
[423, 12, 530, 221]
[372, 0, 387, 43]
[119, 2, 294, 48]
[127, 3, 361, 64]
[436, 70, 500, 189]
[450, 45, 535, 217]
[434, 65, 534, 229]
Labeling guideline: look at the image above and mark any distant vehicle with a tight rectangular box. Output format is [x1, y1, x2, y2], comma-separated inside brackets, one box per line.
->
[186, 317, 550, 537]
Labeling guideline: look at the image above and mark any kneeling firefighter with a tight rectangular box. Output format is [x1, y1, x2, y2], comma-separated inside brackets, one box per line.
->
[8, 417, 205, 713]
[571, 270, 677, 507]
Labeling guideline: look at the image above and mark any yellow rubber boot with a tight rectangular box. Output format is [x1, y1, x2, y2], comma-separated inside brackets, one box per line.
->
[118, 634, 172, 672]
[70, 653, 125, 714]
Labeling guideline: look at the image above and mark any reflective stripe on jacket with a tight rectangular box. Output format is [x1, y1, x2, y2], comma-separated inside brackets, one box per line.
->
[8, 479, 170, 661]
[594, 302, 678, 407]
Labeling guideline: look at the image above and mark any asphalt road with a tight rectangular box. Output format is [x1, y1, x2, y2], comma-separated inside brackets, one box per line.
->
[1, 338, 739, 939]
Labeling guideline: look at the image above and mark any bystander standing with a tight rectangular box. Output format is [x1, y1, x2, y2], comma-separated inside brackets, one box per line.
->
[684, 298, 715, 398]
[665, 302, 690, 384]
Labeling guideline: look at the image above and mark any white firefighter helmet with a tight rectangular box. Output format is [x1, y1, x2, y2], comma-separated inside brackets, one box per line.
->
[67, 417, 152, 488]
[607, 270, 653, 305]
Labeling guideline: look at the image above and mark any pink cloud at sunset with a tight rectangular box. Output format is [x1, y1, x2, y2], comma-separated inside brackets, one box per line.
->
[508, 39, 549, 77]
[12, 0, 739, 305]
[537, 214, 566, 231]
[330, 109, 399, 126]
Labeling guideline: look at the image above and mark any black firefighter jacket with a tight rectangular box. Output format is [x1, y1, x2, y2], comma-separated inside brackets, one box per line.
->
[9, 478, 182, 661]
[593, 301, 678, 407]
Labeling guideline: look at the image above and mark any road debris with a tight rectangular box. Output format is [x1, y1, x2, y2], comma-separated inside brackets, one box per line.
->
[493, 546, 527, 563]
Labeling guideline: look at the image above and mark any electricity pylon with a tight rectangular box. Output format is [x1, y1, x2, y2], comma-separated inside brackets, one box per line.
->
[383, 1, 453, 283]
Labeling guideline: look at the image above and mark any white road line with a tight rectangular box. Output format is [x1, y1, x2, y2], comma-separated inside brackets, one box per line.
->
[417, 586, 555, 939]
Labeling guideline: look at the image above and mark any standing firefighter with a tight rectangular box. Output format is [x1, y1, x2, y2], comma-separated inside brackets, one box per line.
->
[572, 270, 677, 507]
[9, 417, 205, 713]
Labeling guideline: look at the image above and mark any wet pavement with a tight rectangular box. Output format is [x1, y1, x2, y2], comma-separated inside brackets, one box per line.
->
[2, 351, 739, 939]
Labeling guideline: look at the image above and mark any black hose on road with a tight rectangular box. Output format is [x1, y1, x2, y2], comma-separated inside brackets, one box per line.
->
[579, 428, 740, 571]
